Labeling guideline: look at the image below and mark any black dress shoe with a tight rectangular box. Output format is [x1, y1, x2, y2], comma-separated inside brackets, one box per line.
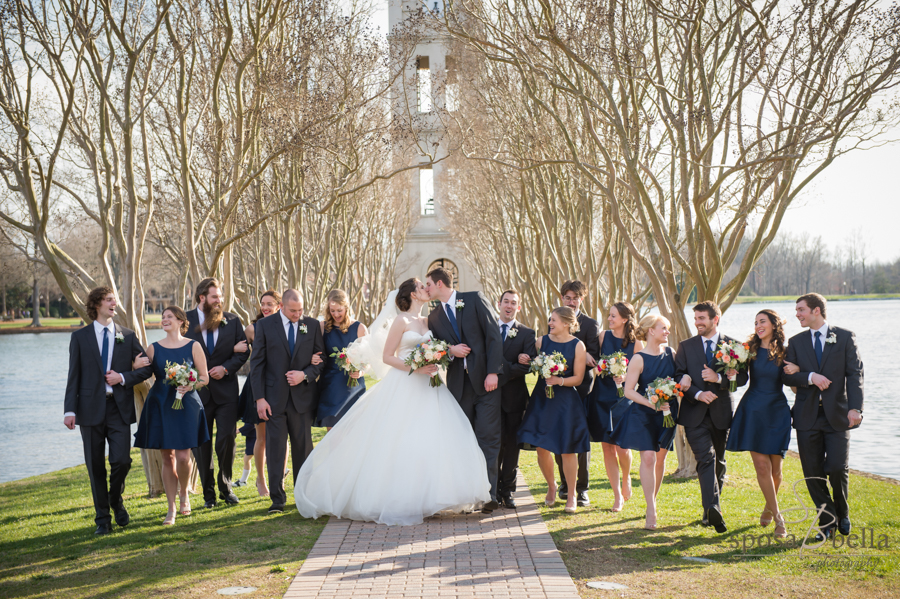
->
[700, 518, 710, 527]
[203, 500, 217, 509]
[95, 523, 113, 535]
[812, 527, 835, 543]
[501, 495, 517, 509]
[576, 491, 590, 507]
[707, 506, 727, 534]
[558, 484, 568, 500]
[220, 493, 240, 505]
[267, 504, 284, 514]
[113, 504, 130, 527]
[482, 500, 500, 513]
[838, 517, 851, 536]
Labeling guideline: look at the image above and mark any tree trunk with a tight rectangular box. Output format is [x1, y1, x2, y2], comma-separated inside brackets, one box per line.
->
[1, 283, 6, 319]
[30, 277, 41, 327]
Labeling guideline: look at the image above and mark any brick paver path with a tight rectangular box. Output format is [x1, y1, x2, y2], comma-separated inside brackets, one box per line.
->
[283, 473, 579, 599]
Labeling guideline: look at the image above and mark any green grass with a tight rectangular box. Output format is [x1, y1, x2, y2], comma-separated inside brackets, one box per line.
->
[733, 294, 899, 304]
[518, 444, 900, 598]
[0, 427, 329, 599]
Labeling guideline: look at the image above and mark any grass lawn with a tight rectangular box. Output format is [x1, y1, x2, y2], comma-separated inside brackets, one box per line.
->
[518, 445, 900, 598]
[733, 294, 899, 304]
[0, 427, 329, 599]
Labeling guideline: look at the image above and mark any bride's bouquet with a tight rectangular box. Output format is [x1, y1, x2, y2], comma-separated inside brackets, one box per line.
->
[598, 351, 629, 397]
[330, 346, 369, 387]
[404, 339, 451, 388]
[645, 376, 681, 427]
[530, 351, 567, 398]
[163, 360, 199, 409]
[714, 340, 754, 391]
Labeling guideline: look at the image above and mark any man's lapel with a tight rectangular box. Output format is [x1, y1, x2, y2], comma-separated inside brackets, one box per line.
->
[277, 316, 292, 356]
[797, 331, 818, 369]
[819, 326, 838, 370]
[86, 325, 104, 373]
[437, 300, 461, 343]
[692, 335, 707, 368]
[111, 324, 124, 363]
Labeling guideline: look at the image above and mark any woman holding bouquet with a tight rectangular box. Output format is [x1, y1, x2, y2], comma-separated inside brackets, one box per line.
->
[612, 314, 681, 530]
[316, 289, 368, 429]
[134, 306, 210, 525]
[587, 301, 643, 512]
[725, 309, 793, 538]
[517, 307, 589, 514]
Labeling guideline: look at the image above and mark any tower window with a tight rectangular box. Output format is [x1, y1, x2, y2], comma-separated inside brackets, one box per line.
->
[417, 56, 432, 113]
[445, 56, 459, 112]
[420, 166, 434, 215]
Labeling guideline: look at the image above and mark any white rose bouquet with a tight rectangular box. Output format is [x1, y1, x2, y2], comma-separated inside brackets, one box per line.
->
[529, 351, 568, 398]
[598, 351, 629, 397]
[714, 340, 754, 392]
[403, 339, 451, 387]
[163, 360, 200, 409]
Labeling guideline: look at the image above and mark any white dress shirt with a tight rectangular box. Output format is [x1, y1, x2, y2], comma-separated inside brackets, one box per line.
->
[807, 322, 829, 384]
[64, 320, 121, 418]
[197, 308, 219, 348]
[695, 331, 722, 399]
[499, 318, 516, 340]
[281, 311, 300, 341]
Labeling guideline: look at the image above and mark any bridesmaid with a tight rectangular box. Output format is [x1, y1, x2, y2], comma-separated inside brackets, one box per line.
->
[237, 290, 282, 497]
[134, 306, 210, 525]
[517, 307, 589, 514]
[613, 314, 681, 530]
[587, 302, 644, 512]
[316, 289, 368, 430]
[726, 309, 793, 538]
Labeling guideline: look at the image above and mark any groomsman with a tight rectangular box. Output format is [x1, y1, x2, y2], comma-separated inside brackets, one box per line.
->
[674, 301, 747, 533]
[496, 289, 537, 509]
[250, 289, 324, 514]
[783, 293, 863, 540]
[63, 287, 152, 534]
[555, 280, 600, 507]
[186, 277, 249, 508]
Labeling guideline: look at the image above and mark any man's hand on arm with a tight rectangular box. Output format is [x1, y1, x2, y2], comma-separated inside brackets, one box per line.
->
[286, 370, 306, 386]
[810, 373, 831, 391]
[105, 370, 124, 386]
[208, 365, 227, 380]
[701, 364, 721, 384]
[450, 344, 471, 358]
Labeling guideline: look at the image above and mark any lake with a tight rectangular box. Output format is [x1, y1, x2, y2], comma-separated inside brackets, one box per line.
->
[0, 299, 897, 483]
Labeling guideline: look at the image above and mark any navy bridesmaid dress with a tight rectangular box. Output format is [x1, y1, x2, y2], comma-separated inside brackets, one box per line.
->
[316, 321, 367, 427]
[612, 347, 679, 452]
[726, 348, 791, 456]
[517, 336, 591, 455]
[134, 341, 210, 450]
[586, 332, 636, 444]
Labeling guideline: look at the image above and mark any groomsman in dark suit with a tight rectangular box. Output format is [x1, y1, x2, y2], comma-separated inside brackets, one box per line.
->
[186, 277, 249, 508]
[555, 280, 600, 506]
[674, 301, 747, 533]
[496, 289, 537, 509]
[250, 289, 324, 514]
[64, 287, 152, 534]
[782, 293, 863, 540]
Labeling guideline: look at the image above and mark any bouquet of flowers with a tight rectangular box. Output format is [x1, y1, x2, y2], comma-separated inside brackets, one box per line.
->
[530, 351, 568, 398]
[164, 360, 199, 409]
[598, 351, 629, 397]
[645, 376, 681, 427]
[404, 338, 451, 387]
[714, 340, 754, 392]
[330, 346, 369, 387]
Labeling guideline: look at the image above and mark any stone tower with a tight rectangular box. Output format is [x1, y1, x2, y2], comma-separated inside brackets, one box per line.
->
[389, 0, 479, 291]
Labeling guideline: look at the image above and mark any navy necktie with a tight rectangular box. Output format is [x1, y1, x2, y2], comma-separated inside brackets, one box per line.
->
[501, 323, 508, 341]
[206, 328, 215, 353]
[705, 339, 714, 365]
[814, 331, 823, 366]
[445, 303, 460, 339]
[288, 321, 296, 356]
[101, 327, 110, 375]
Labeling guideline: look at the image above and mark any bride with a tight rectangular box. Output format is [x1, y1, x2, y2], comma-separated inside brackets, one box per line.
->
[294, 278, 491, 525]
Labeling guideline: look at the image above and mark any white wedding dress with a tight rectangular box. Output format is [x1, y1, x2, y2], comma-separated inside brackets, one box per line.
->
[294, 329, 491, 525]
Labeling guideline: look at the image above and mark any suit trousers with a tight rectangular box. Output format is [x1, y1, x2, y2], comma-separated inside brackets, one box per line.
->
[80, 397, 132, 527]
[457, 375, 502, 502]
[193, 399, 238, 503]
[266, 402, 314, 509]
[684, 413, 728, 514]
[796, 404, 851, 526]
[498, 407, 525, 497]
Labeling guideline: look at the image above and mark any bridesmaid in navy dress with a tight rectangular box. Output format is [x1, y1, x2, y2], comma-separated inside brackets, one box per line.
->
[134, 306, 210, 525]
[613, 314, 684, 530]
[518, 307, 589, 514]
[316, 289, 368, 429]
[587, 301, 643, 512]
[726, 309, 794, 538]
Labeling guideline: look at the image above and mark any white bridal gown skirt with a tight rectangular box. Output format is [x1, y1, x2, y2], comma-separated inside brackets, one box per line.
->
[294, 367, 491, 526]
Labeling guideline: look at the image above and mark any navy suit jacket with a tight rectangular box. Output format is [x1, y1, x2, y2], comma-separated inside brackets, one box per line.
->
[186, 308, 249, 406]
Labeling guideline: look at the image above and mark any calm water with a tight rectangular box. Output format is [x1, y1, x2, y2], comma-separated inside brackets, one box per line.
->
[0, 300, 897, 482]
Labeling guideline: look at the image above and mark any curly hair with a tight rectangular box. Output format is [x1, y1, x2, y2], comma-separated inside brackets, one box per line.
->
[85, 286, 114, 322]
[610, 301, 638, 348]
[747, 309, 787, 364]
[163, 306, 190, 335]
[395, 278, 420, 312]
[324, 289, 353, 333]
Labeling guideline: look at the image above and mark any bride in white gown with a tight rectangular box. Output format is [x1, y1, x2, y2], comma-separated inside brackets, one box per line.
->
[294, 278, 491, 525]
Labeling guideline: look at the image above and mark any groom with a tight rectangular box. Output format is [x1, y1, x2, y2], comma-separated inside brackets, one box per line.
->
[426, 267, 505, 512]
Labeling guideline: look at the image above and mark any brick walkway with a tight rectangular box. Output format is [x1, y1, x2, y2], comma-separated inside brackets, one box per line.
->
[283, 473, 579, 599]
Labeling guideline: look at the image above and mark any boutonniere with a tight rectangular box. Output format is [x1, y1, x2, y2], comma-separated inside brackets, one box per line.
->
[455, 299, 465, 310]
[298, 324, 308, 335]
[115, 331, 124, 344]
[219, 317, 228, 328]
[507, 327, 518, 339]
[825, 332, 838, 345]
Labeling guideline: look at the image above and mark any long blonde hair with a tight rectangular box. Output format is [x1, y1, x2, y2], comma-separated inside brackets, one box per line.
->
[323, 289, 353, 333]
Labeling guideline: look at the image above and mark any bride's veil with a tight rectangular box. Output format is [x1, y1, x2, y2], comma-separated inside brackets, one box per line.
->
[346, 289, 399, 381]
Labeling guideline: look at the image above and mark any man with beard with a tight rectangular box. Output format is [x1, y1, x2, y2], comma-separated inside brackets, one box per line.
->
[187, 277, 250, 508]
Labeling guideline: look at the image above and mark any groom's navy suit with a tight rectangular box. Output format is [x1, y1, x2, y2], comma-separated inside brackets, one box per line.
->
[783, 325, 863, 528]
[428, 291, 505, 501]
